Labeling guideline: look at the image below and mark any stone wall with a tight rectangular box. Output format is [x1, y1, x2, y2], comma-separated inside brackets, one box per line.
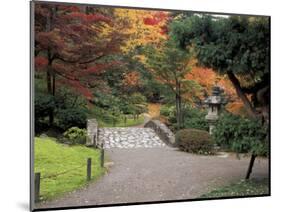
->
[144, 120, 175, 146]
[86, 119, 99, 147]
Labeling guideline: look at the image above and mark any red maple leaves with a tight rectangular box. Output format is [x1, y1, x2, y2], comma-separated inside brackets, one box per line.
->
[34, 3, 125, 100]
[143, 12, 167, 26]
[58, 78, 93, 100]
[143, 11, 169, 36]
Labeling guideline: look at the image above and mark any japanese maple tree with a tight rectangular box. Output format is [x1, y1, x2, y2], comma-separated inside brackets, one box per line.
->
[34, 3, 125, 123]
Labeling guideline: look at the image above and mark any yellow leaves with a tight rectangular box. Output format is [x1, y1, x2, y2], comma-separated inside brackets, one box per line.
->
[114, 8, 169, 53]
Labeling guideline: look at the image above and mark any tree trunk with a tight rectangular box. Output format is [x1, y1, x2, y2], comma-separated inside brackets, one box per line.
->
[256, 85, 270, 125]
[227, 72, 261, 180]
[52, 73, 56, 96]
[245, 154, 256, 179]
[46, 7, 55, 126]
[46, 59, 54, 125]
[175, 94, 180, 129]
[175, 82, 183, 129]
[47, 53, 54, 126]
[178, 83, 183, 127]
[46, 68, 52, 94]
[179, 96, 182, 127]
[46, 68, 54, 125]
[227, 72, 257, 118]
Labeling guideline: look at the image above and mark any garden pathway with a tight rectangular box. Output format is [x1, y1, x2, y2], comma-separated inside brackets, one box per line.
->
[36, 132, 269, 209]
[36, 113, 269, 209]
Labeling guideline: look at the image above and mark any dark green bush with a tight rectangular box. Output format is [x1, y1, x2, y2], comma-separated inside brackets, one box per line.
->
[35, 92, 55, 133]
[182, 106, 209, 131]
[161, 104, 209, 131]
[212, 112, 268, 156]
[35, 92, 55, 121]
[175, 128, 214, 154]
[55, 87, 88, 111]
[63, 127, 87, 145]
[56, 108, 87, 131]
[54, 87, 89, 131]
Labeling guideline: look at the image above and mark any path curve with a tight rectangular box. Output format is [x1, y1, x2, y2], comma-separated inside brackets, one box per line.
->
[36, 146, 268, 209]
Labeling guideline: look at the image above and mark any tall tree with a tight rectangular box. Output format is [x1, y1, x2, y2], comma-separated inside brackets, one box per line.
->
[144, 40, 194, 128]
[171, 14, 270, 179]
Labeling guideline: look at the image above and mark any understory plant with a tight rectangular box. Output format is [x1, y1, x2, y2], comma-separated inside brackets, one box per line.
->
[62, 127, 87, 145]
[212, 112, 268, 156]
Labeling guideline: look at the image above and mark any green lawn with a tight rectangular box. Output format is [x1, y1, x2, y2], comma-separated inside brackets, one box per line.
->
[201, 179, 269, 198]
[34, 137, 105, 201]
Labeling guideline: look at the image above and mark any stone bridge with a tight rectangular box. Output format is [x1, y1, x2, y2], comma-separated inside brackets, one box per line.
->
[86, 119, 175, 149]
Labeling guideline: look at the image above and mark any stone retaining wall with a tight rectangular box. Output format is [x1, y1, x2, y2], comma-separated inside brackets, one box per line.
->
[144, 120, 175, 146]
[86, 119, 99, 147]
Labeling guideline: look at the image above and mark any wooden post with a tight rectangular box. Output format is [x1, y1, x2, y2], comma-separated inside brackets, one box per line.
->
[100, 143, 104, 167]
[35, 172, 41, 203]
[87, 158, 91, 181]
[245, 154, 256, 179]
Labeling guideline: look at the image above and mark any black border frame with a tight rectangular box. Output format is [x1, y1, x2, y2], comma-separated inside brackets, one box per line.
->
[30, 1, 271, 211]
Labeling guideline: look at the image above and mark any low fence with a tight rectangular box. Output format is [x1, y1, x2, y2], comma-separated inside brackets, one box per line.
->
[34, 146, 105, 203]
[144, 120, 176, 146]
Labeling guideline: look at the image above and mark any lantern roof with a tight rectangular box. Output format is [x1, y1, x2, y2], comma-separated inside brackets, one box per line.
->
[203, 85, 227, 105]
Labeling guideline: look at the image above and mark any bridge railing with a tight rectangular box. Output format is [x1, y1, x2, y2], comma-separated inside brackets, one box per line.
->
[144, 120, 176, 147]
[86, 119, 99, 147]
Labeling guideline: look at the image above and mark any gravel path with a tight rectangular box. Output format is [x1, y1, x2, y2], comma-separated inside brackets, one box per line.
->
[36, 145, 268, 209]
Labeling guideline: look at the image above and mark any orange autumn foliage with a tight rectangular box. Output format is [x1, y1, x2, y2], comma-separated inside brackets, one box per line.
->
[122, 71, 141, 87]
[226, 101, 247, 116]
[147, 103, 161, 118]
[186, 67, 235, 98]
[186, 66, 246, 115]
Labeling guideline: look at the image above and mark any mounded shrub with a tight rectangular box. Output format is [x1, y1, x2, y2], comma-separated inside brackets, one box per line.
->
[62, 127, 87, 145]
[56, 108, 87, 131]
[175, 128, 214, 154]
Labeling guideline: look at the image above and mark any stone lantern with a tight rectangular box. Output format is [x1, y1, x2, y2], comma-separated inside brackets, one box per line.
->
[204, 85, 226, 134]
